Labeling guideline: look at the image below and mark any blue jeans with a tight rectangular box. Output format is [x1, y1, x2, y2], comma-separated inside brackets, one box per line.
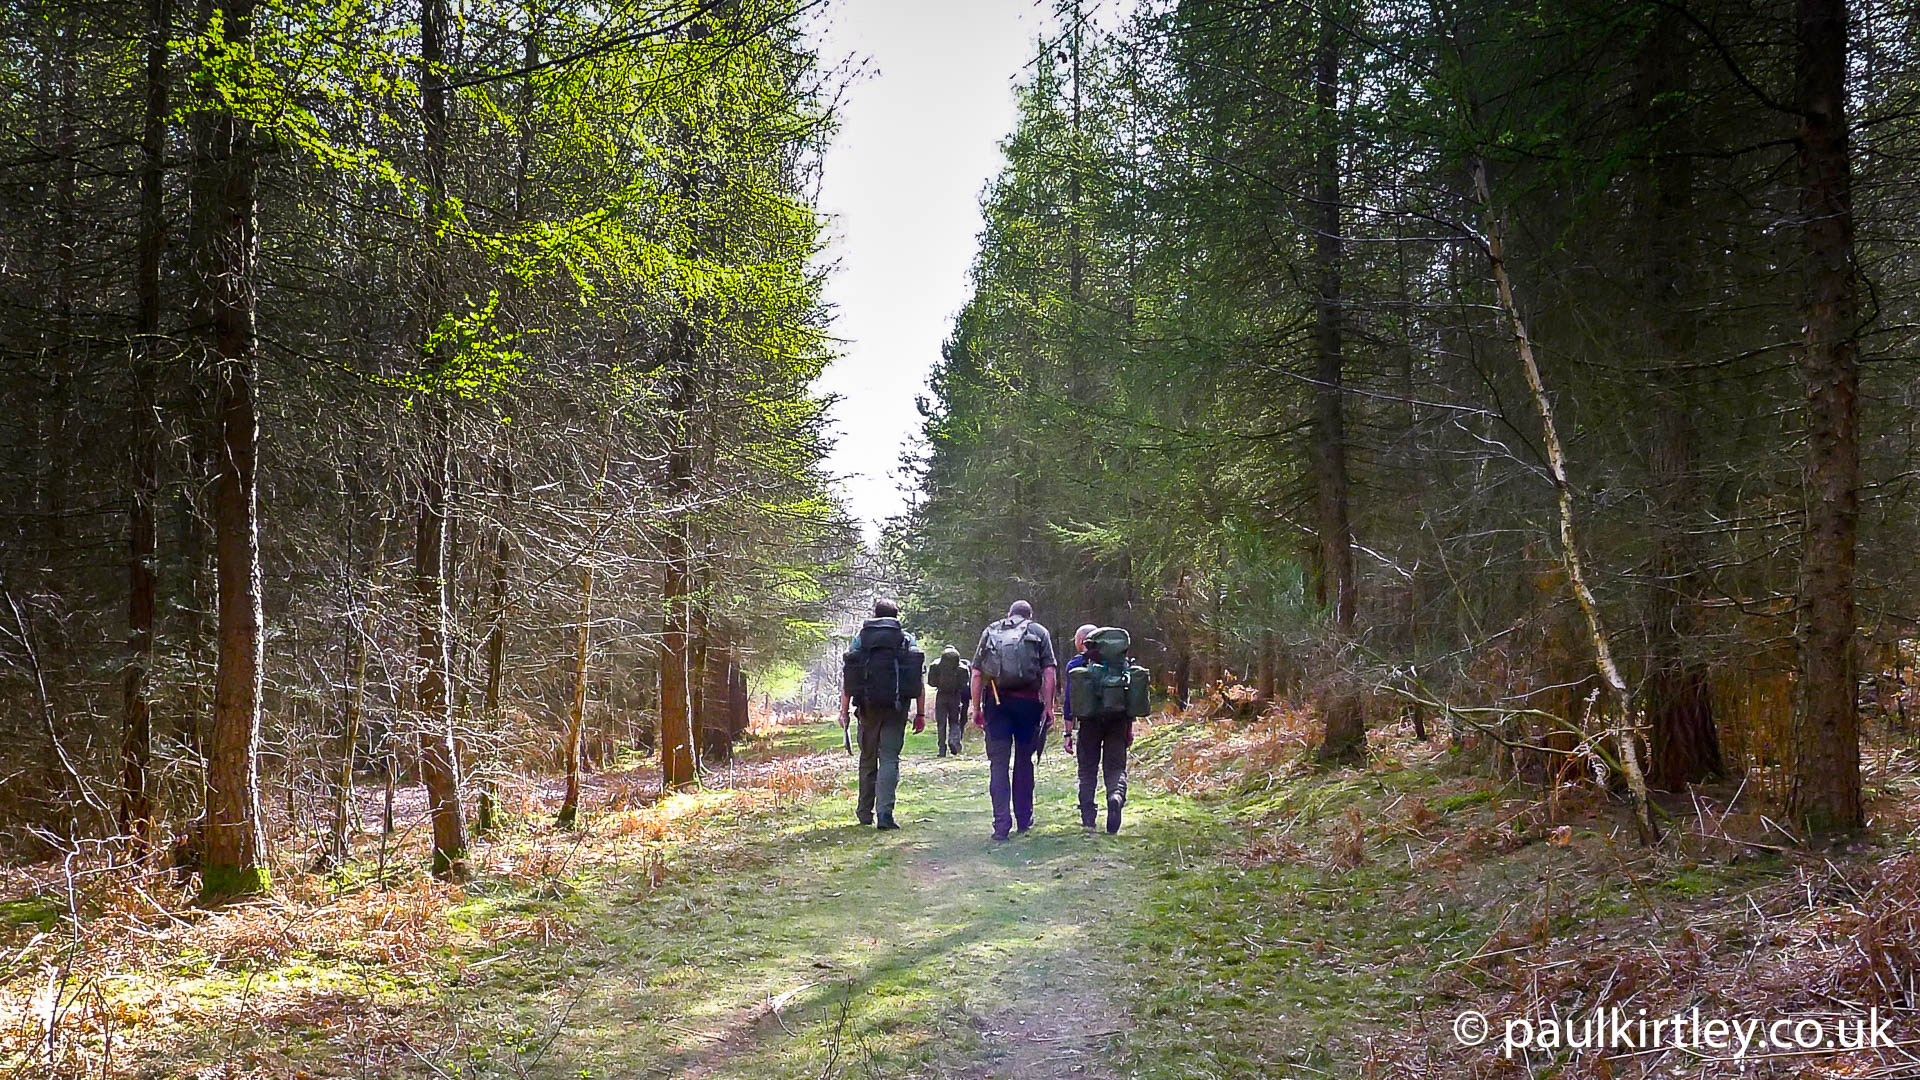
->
[983, 697, 1043, 837]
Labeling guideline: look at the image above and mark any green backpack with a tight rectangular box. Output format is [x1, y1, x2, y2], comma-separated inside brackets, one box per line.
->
[1069, 627, 1152, 719]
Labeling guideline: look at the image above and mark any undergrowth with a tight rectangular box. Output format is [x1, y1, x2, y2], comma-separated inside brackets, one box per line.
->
[1114, 699, 1920, 1079]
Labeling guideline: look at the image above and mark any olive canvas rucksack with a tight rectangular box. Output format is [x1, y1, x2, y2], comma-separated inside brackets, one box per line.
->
[932, 650, 968, 694]
[1068, 626, 1152, 719]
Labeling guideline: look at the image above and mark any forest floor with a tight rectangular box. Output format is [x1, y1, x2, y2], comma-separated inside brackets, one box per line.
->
[9, 708, 1920, 1079]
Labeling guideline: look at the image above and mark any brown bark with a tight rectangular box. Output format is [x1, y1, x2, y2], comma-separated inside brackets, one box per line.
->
[659, 360, 698, 791]
[413, 0, 468, 878]
[700, 625, 735, 764]
[690, 587, 710, 758]
[122, 0, 170, 859]
[413, 440, 467, 878]
[196, 0, 270, 899]
[1630, 10, 1725, 791]
[1310, 10, 1364, 767]
[1255, 629, 1276, 703]
[1785, 0, 1864, 834]
[729, 653, 749, 743]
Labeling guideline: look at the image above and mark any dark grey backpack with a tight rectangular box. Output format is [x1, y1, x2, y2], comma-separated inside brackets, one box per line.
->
[977, 618, 1044, 692]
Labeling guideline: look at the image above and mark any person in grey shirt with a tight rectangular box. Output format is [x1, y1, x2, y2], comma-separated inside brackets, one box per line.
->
[970, 600, 1057, 840]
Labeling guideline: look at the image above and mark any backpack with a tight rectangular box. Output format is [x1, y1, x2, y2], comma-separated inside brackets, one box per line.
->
[1068, 626, 1152, 720]
[842, 618, 925, 709]
[932, 652, 968, 693]
[977, 618, 1045, 692]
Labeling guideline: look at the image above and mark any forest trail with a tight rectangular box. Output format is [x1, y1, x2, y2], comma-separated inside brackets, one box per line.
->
[469, 723, 1185, 1080]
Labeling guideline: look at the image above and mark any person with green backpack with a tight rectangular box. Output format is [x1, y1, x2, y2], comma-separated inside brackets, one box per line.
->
[1063, 625, 1151, 833]
[929, 646, 971, 756]
[840, 599, 927, 830]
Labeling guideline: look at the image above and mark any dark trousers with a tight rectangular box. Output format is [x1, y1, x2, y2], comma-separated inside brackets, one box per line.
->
[1076, 712, 1132, 825]
[984, 697, 1043, 837]
[856, 706, 907, 822]
[935, 691, 966, 753]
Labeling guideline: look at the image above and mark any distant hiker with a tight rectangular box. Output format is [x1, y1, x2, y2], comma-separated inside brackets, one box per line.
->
[841, 599, 927, 830]
[930, 646, 971, 756]
[971, 600, 1059, 841]
[1064, 625, 1152, 833]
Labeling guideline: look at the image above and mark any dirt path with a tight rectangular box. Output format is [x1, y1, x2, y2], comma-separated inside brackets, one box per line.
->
[485, 725, 1161, 1080]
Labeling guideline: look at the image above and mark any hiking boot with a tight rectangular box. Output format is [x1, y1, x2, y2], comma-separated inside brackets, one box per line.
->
[1106, 794, 1123, 834]
[992, 830, 1009, 842]
[857, 814, 873, 827]
[876, 815, 900, 831]
[1081, 811, 1098, 829]
[937, 747, 947, 758]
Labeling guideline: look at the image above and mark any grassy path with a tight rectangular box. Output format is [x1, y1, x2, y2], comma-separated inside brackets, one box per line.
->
[461, 721, 1205, 1080]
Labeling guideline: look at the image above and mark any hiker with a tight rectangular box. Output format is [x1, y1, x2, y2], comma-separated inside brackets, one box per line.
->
[1064, 625, 1149, 833]
[1060, 623, 1098, 732]
[970, 600, 1058, 840]
[930, 645, 971, 756]
[841, 598, 927, 830]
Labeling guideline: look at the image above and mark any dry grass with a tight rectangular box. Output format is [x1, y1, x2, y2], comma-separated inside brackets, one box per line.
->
[1134, 700, 1322, 796]
[1133, 689, 1920, 1078]
[0, 713, 845, 1080]
[1365, 848, 1920, 1079]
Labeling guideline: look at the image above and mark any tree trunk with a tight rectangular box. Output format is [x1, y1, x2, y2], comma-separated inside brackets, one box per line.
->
[196, 0, 270, 900]
[413, 441, 467, 878]
[557, 564, 593, 828]
[1310, 10, 1364, 767]
[700, 622, 735, 764]
[1473, 160, 1659, 845]
[1255, 629, 1276, 704]
[729, 654, 749, 743]
[413, 0, 468, 879]
[1785, 0, 1864, 834]
[477, 472, 509, 834]
[690, 587, 710, 760]
[1631, 9, 1725, 791]
[660, 359, 698, 791]
[122, 0, 171, 861]
[328, 514, 385, 866]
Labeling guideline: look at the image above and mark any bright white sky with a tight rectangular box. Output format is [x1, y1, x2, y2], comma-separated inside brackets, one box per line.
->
[808, 0, 1047, 541]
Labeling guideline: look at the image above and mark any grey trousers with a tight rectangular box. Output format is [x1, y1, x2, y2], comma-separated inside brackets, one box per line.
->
[936, 692, 966, 753]
[857, 706, 908, 821]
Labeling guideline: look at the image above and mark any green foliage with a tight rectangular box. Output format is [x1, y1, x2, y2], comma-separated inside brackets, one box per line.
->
[197, 864, 272, 903]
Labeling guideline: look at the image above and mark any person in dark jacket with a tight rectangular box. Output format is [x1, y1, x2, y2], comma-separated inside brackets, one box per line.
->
[1063, 624, 1133, 834]
[841, 599, 926, 830]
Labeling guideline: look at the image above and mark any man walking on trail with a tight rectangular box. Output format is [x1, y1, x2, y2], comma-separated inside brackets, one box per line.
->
[971, 600, 1058, 841]
[1063, 625, 1134, 834]
[930, 645, 970, 757]
[841, 599, 926, 830]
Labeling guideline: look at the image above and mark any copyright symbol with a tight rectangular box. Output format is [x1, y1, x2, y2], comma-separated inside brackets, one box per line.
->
[1454, 1011, 1488, 1046]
